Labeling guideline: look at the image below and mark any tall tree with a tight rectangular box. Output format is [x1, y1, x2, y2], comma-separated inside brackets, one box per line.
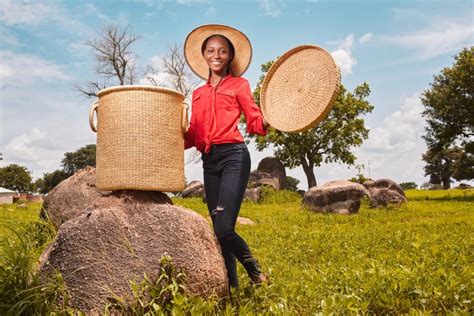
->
[249, 62, 374, 188]
[61, 144, 96, 176]
[76, 24, 141, 97]
[0, 164, 32, 193]
[421, 47, 474, 185]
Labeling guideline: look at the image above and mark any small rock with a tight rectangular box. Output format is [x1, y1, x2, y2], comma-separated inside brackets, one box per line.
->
[244, 187, 262, 203]
[237, 216, 256, 225]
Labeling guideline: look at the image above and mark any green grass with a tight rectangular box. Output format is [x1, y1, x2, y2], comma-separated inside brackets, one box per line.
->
[0, 190, 473, 314]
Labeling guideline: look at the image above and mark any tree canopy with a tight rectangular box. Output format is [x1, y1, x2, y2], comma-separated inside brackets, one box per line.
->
[61, 144, 96, 176]
[421, 47, 474, 187]
[248, 61, 373, 188]
[0, 164, 33, 193]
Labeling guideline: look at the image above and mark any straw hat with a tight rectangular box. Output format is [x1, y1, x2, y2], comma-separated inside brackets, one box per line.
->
[184, 24, 252, 80]
[260, 45, 341, 133]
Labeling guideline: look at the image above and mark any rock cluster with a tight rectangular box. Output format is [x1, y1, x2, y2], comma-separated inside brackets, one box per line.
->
[39, 168, 228, 313]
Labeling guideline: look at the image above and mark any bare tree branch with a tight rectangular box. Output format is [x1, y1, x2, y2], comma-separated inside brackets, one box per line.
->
[77, 24, 141, 98]
[145, 43, 200, 100]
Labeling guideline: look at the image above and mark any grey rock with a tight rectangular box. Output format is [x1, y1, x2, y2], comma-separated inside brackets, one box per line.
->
[182, 181, 205, 198]
[302, 180, 369, 215]
[364, 179, 407, 208]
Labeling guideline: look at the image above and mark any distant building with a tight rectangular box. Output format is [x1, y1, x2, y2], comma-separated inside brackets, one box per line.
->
[0, 187, 16, 204]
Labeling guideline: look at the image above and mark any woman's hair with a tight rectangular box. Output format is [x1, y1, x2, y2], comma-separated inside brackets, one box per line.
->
[201, 34, 235, 76]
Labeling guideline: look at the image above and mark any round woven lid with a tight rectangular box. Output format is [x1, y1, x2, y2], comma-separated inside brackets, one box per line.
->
[260, 45, 341, 133]
[184, 24, 252, 80]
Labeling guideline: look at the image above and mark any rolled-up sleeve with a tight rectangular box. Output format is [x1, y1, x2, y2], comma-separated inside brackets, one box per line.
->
[236, 79, 267, 136]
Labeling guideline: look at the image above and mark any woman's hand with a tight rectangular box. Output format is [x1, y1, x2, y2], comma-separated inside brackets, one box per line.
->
[263, 117, 270, 129]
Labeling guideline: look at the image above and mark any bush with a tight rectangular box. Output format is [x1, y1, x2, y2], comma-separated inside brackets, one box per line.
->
[399, 182, 418, 190]
[259, 186, 301, 204]
[283, 176, 300, 192]
[0, 220, 68, 314]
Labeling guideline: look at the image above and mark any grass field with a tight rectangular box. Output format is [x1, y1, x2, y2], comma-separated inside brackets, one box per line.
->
[0, 189, 473, 314]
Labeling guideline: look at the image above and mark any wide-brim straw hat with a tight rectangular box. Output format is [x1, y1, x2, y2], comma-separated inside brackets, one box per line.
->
[260, 45, 341, 133]
[184, 24, 252, 80]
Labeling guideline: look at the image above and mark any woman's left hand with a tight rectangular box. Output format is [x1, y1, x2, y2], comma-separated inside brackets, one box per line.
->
[263, 117, 270, 129]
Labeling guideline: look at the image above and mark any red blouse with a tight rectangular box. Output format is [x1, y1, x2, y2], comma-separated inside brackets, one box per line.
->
[184, 75, 267, 153]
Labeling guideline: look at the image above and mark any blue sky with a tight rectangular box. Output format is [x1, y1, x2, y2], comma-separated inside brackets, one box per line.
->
[0, 0, 473, 189]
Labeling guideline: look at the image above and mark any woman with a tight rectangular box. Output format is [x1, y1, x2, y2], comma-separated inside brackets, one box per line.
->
[183, 24, 269, 289]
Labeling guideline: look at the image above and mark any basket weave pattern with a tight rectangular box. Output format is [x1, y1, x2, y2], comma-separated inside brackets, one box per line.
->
[261, 45, 341, 133]
[95, 86, 185, 191]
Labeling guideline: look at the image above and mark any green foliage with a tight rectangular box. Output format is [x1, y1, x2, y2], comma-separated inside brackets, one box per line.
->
[37, 169, 69, 194]
[399, 182, 418, 190]
[349, 173, 372, 184]
[259, 186, 301, 204]
[421, 47, 473, 147]
[61, 144, 96, 176]
[0, 204, 67, 315]
[1, 192, 473, 314]
[248, 61, 374, 188]
[0, 163, 33, 193]
[283, 176, 300, 192]
[106, 255, 219, 315]
[422, 47, 474, 185]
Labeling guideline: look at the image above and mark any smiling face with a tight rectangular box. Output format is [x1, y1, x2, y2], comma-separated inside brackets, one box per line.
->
[203, 35, 233, 77]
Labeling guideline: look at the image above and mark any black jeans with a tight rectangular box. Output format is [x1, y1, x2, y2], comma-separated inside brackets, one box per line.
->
[202, 143, 261, 289]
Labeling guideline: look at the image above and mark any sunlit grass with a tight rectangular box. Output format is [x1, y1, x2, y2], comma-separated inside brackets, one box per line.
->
[0, 189, 472, 314]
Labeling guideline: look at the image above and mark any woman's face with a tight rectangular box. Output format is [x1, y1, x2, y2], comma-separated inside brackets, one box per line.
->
[203, 36, 231, 76]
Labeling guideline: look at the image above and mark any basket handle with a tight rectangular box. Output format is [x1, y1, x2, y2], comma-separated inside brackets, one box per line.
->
[89, 101, 99, 132]
[182, 102, 189, 133]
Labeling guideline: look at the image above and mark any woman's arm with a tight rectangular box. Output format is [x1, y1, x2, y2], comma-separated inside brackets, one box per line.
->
[236, 79, 268, 135]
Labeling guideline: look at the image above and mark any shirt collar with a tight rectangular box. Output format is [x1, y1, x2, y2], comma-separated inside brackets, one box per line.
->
[206, 73, 233, 86]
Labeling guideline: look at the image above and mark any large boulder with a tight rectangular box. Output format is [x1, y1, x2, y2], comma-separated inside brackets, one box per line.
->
[41, 167, 172, 228]
[302, 180, 369, 215]
[248, 170, 280, 190]
[256, 157, 286, 190]
[182, 180, 205, 198]
[38, 190, 228, 313]
[363, 179, 407, 207]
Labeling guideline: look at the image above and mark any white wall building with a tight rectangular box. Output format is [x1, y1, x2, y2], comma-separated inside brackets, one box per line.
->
[0, 187, 16, 204]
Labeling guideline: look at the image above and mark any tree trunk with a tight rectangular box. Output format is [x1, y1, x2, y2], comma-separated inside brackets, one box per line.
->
[442, 177, 451, 189]
[300, 156, 317, 188]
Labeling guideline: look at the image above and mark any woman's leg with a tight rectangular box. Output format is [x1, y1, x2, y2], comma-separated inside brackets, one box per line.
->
[203, 156, 238, 289]
[212, 146, 262, 280]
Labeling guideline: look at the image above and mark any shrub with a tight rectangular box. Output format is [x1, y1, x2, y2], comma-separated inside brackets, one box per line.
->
[399, 182, 418, 190]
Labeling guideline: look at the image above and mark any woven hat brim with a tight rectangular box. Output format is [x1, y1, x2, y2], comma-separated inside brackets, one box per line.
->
[184, 24, 252, 80]
[260, 45, 341, 133]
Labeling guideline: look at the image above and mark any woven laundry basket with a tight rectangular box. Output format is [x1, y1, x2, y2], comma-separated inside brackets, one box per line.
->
[260, 45, 341, 133]
[89, 85, 187, 191]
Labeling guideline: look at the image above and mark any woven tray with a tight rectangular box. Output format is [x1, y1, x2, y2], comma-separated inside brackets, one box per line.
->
[260, 45, 341, 133]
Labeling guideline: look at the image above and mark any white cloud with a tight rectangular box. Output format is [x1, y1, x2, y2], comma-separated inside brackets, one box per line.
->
[358, 32, 373, 44]
[258, 0, 283, 17]
[0, 0, 57, 25]
[385, 21, 473, 58]
[364, 94, 425, 153]
[330, 34, 356, 75]
[0, 50, 72, 88]
[4, 128, 48, 163]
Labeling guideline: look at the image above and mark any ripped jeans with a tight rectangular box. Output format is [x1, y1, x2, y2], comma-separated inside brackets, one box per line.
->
[202, 142, 261, 289]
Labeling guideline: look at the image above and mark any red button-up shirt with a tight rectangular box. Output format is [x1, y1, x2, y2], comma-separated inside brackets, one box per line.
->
[184, 75, 267, 153]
